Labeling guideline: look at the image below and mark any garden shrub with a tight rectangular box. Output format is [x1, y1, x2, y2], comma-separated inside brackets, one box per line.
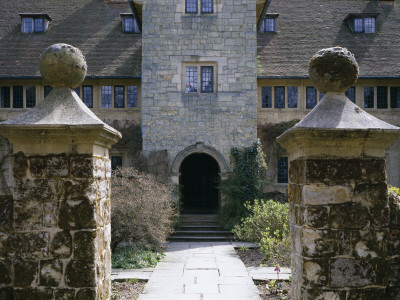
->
[219, 141, 268, 229]
[112, 245, 164, 269]
[111, 167, 178, 250]
[233, 199, 291, 266]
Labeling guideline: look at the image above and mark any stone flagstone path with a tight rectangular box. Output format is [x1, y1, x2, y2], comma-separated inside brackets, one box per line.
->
[138, 242, 260, 300]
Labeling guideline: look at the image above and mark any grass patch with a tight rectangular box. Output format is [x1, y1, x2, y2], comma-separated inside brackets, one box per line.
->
[112, 245, 165, 269]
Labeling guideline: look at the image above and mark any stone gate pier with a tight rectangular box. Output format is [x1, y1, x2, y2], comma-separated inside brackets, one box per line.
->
[0, 44, 121, 299]
[278, 47, 400, 299]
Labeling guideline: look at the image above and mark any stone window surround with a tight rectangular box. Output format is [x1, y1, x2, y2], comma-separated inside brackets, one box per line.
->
[100, 84, 140, 109]
[260, 85, 299, 109]
[362, 85, 400, 110]
[181, 0, 219, 16]
[0, 84, 38, 109]
[182, 62, 218, 94]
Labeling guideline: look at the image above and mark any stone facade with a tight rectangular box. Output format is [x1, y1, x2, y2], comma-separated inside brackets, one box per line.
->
[141, 0, 258, 170]
[0, 153, 112, 299]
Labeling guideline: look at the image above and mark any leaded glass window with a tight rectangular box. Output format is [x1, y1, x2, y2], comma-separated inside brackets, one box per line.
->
[377, 86, 388, 109]
[274, 86, 285, 108]
[186, 0, 198, 14]
[13, 86, 23, 108]
[201, 66, 213, 93]
[201, 0, 213, 14]
[127, 86, 138, 108]
[44, 86, 52, 98]
[101, 86, 112, 108]
[185, 66, 198, 93]
[123, 17, 139, 33]
[277, 157, 288, 183]
[1, 87, 10, 108]
[287, 86, 298, 108]
[391, 87, 400, 108]
[345, 86, 356, 103]
[265, 18, 276, 32]
[261, 86, 272, 108]
[364, 17, 375, 33]
[82, 86, 93, 108]
[364, 86, 374, 108]
[26, 86, 36, 108]
[34, 18, 44, 32]
[22, 18, 33, 33]
[114, 86, 125, 108]
[354, 18, 363, 32]
[306, 86, 317, 109]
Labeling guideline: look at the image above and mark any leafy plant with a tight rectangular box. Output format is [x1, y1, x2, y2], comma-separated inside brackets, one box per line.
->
[112, 245, 165, 269]
[111, 167, 178, 250]
[232, 199, 290, 266]
[219, 141, 268, 229]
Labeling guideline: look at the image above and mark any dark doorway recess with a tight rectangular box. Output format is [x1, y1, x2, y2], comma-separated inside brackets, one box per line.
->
[180, 153, 220, 214]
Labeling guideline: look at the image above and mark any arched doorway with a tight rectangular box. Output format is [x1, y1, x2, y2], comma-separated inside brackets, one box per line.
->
[180, 153, 220, 214]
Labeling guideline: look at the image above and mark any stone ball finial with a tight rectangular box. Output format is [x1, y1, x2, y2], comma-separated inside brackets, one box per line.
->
[309, 47, 359, 94]
[40, 43, 87, 88]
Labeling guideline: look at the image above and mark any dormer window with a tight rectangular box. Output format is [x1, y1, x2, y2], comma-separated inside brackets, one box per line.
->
[259, 14, 279, 33]
[121, 14, 140, 33]
[19, 14, 51, 33]
[345, 14, 377, 34]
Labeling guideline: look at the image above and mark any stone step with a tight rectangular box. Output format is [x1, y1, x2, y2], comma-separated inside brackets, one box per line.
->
[179, 214, 219, 221]
[173, 230, 232, 237]
[179, 220, 221, 226]
[178, 225, 222, 231]
[168, 235, 233, 242]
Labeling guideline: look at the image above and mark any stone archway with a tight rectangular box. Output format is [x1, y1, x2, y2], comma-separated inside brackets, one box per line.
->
[171, 143, 230, 213]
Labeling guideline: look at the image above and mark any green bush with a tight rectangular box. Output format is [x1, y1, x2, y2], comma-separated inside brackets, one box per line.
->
[219, 141, 268, 229]
[112, 245, 164, 269]
[111, 167, 178, 250]
[233, 199, 290, 266]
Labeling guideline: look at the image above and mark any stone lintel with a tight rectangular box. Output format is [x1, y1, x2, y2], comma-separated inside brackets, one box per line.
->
[278, 128, 400, 160]
[0, 125, 120, 156]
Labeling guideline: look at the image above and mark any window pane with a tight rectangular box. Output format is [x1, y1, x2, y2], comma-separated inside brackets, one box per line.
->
[44, 86, 53, 98]
[201, 0, 213, 13]
[377, 86, 388, 109]
[345, 86, 356, 103]
[123, 17, 133, 32]
[186, 0, 198, 13]
[22, 18, 33, 33]
[265, 18, 276, 32]
[34, 18, 44, 32]
[82, 86, 93, 108]
[26, 86, 36, 108]
[74, 86, 80, 97]
[364, 87, 374, 108]
[390, 87, 400, 108]
[111, 156, 123, 170]
[306, 86, 317, 109]
[261, 86, 272, 108]
[185, 66, 198, 93]
[287, 86, 298, 108]
[127, 86, 138, 108]
[364, 17, 375, 33]
[277, 157, 288, 183]
[114, 86, 125, 108]
[319, 91, 324, 100]
[201, 66, 213, 93]
[354, 18, 363, 32]
[1, 87, 10, 108]
[101, 86, 112, 108]
[13, 86, 23, 108]
[274, 86, 285, 108]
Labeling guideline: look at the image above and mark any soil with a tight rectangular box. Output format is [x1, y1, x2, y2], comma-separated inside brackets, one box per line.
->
[112, 280, 146, 300]
[236, 247, 292, 300]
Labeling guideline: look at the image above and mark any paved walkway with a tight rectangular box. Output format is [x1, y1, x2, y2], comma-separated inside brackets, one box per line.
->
[138, 242, 261, 300]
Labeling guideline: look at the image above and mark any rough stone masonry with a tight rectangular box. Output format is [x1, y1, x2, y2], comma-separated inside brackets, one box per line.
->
[278, 47, 400, 300]
[0, 44, 121, 300]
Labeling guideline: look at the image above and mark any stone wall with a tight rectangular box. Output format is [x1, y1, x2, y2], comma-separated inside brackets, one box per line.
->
[388, 191, 400, 298]
[0, 152, 111, 299]
[141, 0, 258, 167]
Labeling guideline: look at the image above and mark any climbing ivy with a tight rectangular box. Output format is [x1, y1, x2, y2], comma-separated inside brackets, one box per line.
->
[219, 141, 268, 229]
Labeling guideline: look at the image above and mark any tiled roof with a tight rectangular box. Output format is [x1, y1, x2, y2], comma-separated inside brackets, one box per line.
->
[257, 0, 400, 77]
[0, 0, 142, 78]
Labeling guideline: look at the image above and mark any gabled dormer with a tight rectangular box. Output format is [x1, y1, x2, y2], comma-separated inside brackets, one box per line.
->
[18, 13, 52, 33]
[120, 13, 140, 33]
[345, 13, 378, 34]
